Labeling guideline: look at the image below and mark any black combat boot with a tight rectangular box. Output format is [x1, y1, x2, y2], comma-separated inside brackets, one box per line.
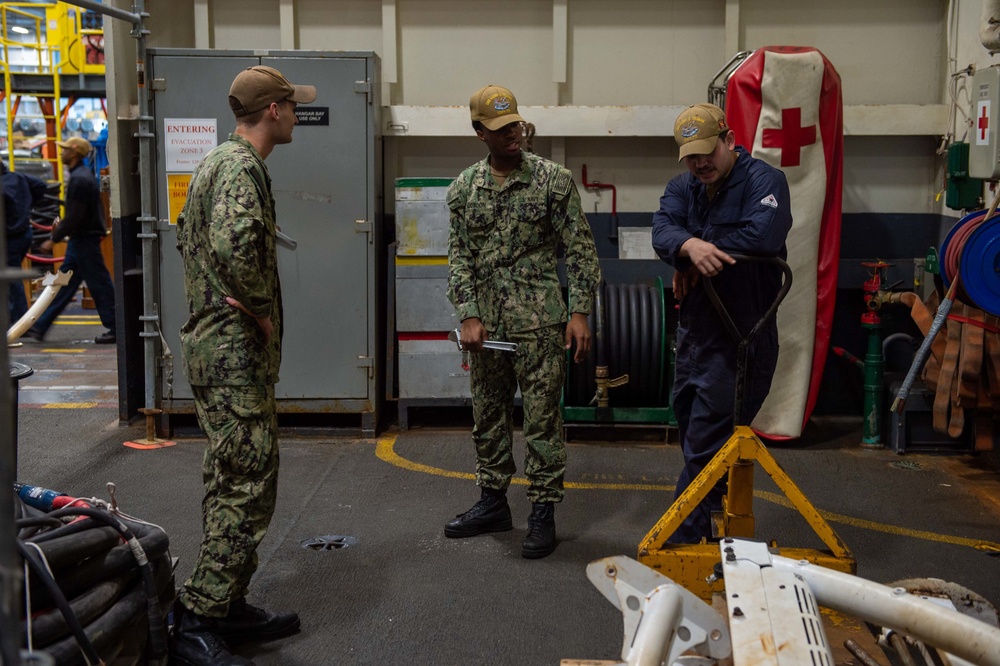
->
[521, 502, 556, 559]
[170, 603, 254, 666]
[444, 487, 513, 538]
[213, 597, 301, 644]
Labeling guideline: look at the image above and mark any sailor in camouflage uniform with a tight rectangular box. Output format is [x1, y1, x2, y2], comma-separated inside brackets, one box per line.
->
[171, 65, 316, 666]
[445, 85, 601, 559]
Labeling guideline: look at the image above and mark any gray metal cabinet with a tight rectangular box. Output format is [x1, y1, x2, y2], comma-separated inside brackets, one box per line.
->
[148, 49, 382, 434]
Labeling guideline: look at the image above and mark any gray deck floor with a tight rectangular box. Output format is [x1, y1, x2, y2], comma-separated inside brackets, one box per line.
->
[8, 306, 1000, 664]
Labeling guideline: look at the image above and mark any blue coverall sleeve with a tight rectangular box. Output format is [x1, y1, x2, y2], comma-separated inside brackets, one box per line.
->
[714, 169, 792, 256]
[651, 176, 694, 269]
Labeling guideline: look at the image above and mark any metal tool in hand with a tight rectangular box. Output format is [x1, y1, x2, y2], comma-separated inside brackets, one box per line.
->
[448, 328, 518, 371]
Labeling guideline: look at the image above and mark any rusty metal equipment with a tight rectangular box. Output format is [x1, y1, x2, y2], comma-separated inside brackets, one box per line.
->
[589, 540, 1000, 666]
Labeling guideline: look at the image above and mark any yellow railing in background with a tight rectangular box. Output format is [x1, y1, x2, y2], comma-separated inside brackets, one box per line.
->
[0, 1, 106, 195]
[1, 2, 65, 188]
[45, 1, 105, 76]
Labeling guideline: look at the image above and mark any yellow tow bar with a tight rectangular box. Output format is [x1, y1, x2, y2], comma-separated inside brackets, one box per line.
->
[637, 425, 857, 601]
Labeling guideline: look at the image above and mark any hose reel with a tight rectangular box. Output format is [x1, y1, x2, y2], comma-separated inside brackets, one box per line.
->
[565, 278, 671, 414]
[940, 208, 1000, 316]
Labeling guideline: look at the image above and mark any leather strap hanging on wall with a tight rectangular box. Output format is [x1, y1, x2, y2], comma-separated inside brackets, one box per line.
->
[899, 291, 999, 449]
[935, 309, 964, 437]
[986, 315, 1000, 409]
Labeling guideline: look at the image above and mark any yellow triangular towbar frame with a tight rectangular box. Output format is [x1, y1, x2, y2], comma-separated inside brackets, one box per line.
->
[637, 426, 856, 600]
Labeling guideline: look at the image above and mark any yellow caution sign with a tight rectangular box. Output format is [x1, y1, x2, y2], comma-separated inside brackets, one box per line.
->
[167, 174, 191, 225]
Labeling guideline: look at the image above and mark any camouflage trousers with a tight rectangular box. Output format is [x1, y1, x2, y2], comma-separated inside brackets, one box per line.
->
[470, 323, 566, 503]
[179, 384, 279, 618]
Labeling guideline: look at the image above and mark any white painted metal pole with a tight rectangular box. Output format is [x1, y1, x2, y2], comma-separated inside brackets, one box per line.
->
[6, 271, 73, 344]
[279, 0, 296, 50]
[772, 556, 1000, 666]
[381, 0, 398, 84]
[724, 0, 741, 59]
[552, 0, 567, 84]
[627, 584, 684, 666]
[193, 0, 211, 49]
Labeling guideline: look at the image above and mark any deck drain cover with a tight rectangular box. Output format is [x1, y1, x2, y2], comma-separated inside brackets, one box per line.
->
[890, 461, 924, 471]
[301, 535, 357, 551]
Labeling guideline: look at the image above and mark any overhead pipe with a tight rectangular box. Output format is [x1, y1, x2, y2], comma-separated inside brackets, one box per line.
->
[581, 164, 618, 243]
[62, 0, 142, 27]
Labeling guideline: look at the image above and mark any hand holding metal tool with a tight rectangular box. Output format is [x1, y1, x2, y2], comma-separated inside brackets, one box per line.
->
[448, 328, 518, 353]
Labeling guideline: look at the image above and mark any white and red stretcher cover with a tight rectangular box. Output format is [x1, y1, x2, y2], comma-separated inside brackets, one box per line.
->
[725, 46, 843, 439]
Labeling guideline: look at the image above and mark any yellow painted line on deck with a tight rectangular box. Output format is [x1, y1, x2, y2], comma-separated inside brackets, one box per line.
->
[42, 402, 98, 409]
[376, 435, 1000, 553]
[39, 348, 87, 353]
[753, 489, 1000, 552]
[394, 256, 449, 266]
[376, 435, 672, 490]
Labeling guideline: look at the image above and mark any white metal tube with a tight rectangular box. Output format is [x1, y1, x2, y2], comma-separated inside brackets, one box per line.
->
[6, 271, 73, 344]
[772, 557, 1000, 666]
[628, 584, 684, 666]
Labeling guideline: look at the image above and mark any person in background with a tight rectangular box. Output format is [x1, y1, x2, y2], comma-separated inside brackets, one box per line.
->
[171, 65, 316, 666]
[2, 160, 48, 324]
[651, 103, 792, 544]
[25, 136, 116, 344]
[445, 84, 601, 559]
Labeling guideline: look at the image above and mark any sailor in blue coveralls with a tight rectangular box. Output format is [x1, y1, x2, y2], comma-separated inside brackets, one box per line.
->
[651, 103, 792, 544]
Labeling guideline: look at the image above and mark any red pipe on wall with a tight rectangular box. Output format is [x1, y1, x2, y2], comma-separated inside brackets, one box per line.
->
[581, 164, 616, 215]
[581, 164, 618, 242]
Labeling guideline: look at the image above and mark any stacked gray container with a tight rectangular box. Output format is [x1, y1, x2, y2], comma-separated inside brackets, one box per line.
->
[394, 178, 469, 428]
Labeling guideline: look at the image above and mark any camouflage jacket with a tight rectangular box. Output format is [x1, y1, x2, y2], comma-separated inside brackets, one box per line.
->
[447, 151, 600, 333]
[176, 134, 282, 387]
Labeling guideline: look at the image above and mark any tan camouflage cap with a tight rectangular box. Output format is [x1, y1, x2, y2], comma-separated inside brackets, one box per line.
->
[469, 85, 525, 131]
[674, 103, 729, 161]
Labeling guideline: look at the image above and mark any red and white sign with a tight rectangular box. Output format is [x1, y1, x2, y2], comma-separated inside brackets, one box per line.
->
[725, 46, 843, 439]
[977, 100, 991, 146]
[164, 118, 218, 172]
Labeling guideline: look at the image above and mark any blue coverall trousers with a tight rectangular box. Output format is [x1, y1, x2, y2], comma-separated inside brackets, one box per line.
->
[30, 235, 115, 337]
[6, 229, 31, 323]
[668, 332, 777, 544]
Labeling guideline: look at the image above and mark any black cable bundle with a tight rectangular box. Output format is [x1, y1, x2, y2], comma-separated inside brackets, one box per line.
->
[13, 494, 174, 665]
[27, 185, 63, 250]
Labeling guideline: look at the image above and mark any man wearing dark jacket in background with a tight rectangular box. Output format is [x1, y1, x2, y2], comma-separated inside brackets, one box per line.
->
[2, 160, 48, 323]
[25, 136, 116, 343]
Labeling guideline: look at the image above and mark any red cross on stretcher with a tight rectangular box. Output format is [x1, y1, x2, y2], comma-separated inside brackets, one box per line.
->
[980, 104, 990, 142]
[762, 107, 816, 168]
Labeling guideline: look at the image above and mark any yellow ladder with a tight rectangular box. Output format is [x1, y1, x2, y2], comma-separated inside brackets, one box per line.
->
[0, 2, 106, 187]
[1, 2, 64, 187]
